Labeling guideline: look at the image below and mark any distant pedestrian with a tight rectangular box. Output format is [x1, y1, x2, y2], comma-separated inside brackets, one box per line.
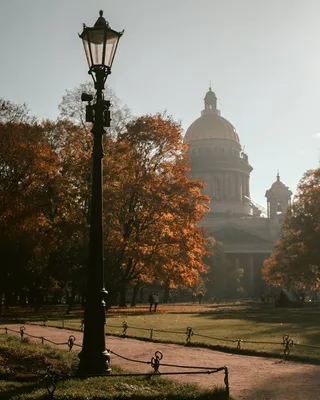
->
[153, 293, 159, 311]
[148, 293, 154, 312]
[192, 293, 196, 304]
[197, 292, 203, 304]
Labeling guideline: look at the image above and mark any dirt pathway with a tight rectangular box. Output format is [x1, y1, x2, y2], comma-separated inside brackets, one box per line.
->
[1, 324, 319, 400]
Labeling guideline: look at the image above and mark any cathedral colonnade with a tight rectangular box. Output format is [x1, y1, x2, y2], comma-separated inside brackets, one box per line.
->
[232, 254, 269, 296]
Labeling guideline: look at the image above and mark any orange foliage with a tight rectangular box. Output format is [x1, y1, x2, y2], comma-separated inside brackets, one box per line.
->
[262, 168, 320, 290]
[0, 121, 61, 295]
[102, 114, 210, 291]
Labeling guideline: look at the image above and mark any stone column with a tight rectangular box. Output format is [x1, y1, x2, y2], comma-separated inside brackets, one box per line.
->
[229, 173, 234, 200]
[246, 176, 250, 199]
[235, 173, 240, 201]
[224, 173, 229, 200]
[242, 175, 246, 200]
[221, 173, 225, 200]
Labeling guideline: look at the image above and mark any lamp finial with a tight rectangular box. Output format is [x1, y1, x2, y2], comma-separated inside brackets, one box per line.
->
[94, 10, 107, 27]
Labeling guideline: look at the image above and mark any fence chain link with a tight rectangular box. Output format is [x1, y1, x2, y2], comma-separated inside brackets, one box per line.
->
[224, 367, 229, 396]
[282, 334, 294, 359]
[44, 373, 56, 399]
[186, 326, 194, 343]
[20, 326, 25, 339]
[151, 350, 163, 373]
[67, 335, 76, 351]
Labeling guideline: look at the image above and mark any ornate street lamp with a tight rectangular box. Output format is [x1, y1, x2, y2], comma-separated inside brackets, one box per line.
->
[78, 11, 123, 375]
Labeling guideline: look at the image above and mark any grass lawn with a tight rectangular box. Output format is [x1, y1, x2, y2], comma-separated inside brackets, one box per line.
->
[0, 335, 230, 400]
[2, 303, 320, 361]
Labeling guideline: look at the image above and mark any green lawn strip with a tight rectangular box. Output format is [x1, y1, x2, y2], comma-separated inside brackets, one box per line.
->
[0, 335, 230, 400]
[25, 309, 320, 363]
[3, 306, 320, 362]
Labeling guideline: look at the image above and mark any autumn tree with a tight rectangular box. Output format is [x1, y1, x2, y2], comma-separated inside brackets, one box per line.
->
[102, 114, 210, 304]
[0, 120, 60, 311]
[262, 168, 320, 291]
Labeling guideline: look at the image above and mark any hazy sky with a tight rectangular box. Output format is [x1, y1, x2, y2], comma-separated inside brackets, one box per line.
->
[1, 0, 320, 206]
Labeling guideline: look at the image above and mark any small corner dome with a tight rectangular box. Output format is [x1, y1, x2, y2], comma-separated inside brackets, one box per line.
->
[268, 173, 292, 196]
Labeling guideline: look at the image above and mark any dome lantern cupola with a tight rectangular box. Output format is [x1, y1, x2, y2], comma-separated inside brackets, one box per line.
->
[204, 86, 218, 114]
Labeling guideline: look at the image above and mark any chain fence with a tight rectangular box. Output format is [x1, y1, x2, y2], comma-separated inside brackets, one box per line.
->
[107, 320, 320, 361]
[0, 326, 230, 399]
[2, 315, 320, 361]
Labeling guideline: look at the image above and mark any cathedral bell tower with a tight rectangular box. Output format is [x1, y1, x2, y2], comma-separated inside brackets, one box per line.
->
[265, 172, 292, 220]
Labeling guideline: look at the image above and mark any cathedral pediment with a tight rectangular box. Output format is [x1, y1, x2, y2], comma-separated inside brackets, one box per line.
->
[210, 227, 272, 245]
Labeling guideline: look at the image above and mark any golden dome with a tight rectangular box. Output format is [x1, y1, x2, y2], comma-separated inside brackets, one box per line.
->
[184, 88, 240, 145]
[185, 113, 240, 143]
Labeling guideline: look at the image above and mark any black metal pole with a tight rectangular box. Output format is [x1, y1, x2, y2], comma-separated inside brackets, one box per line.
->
[78, 68, 110, 374]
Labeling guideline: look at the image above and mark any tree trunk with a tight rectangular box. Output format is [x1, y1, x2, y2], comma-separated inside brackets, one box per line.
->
[139, 287, 144, 303]
[131, 282, 141, 307]
[105, 286, 119, 309]
[163, 279, 170, 303]
[118, 286, 127, 307]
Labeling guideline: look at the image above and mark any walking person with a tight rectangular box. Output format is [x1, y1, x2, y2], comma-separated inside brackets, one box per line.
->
[153, 293, 159, 312]
[148, 293, 154, 312]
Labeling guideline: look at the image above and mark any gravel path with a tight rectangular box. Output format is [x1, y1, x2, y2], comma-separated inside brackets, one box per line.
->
[2, 324, 320, 400]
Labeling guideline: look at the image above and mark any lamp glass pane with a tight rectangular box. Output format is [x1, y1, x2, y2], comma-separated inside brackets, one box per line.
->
[88, 29, 105, 66]
[82, 38, 92, 68]
[105, 35, 119, 67]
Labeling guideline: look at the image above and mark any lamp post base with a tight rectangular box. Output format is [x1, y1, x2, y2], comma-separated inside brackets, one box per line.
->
[78, 349, 111, 375]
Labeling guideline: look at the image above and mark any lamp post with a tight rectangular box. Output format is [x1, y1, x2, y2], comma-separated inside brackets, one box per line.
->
[78, 10, 123, 375]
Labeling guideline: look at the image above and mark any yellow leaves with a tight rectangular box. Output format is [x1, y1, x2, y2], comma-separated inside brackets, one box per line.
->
[102, 113, 210, 288]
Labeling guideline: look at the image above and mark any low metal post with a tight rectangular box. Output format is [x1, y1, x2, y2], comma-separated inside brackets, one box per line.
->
[186, 326, 194, 344]
[224, 366, 230, 396]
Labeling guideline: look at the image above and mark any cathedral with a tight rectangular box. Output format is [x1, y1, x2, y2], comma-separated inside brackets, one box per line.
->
[184, 88, 293, 296]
